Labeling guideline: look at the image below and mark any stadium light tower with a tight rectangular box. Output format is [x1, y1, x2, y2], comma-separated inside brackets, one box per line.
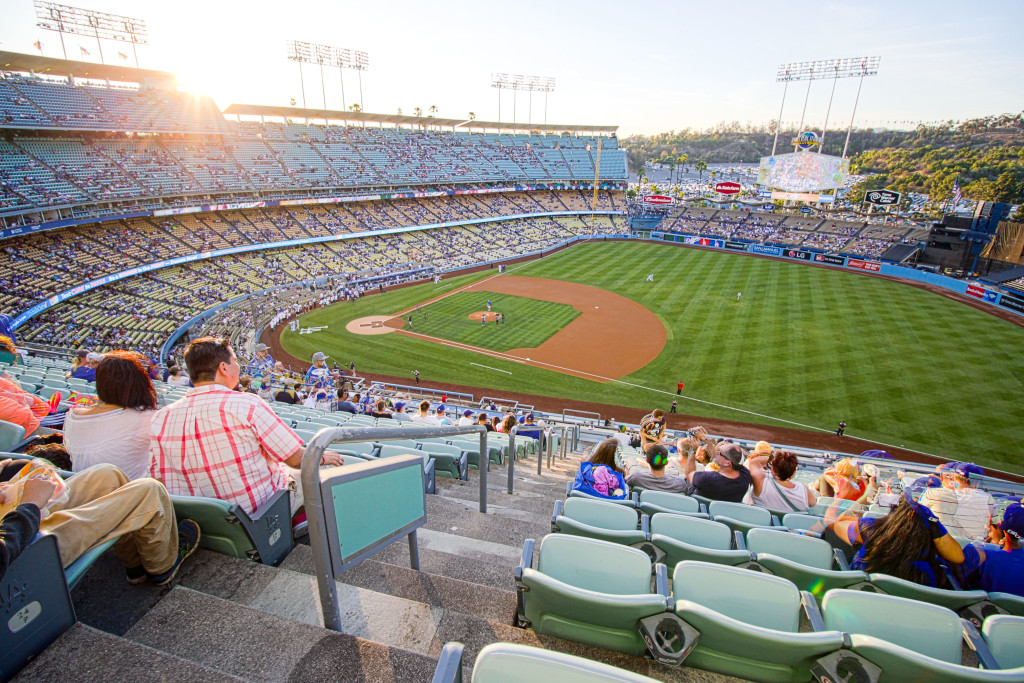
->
[491, 73, 556, 126]
[335, 48, 369, 113]
[288, 41, 369, 113]
[34, 0, 148, 66]
[772, 56, 880, 157]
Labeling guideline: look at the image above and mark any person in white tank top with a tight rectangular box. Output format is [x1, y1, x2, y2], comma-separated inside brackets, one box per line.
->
[745, 447, 816, 512]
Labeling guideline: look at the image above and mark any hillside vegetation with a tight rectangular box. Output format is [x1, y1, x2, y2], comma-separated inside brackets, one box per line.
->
[625, 114, 1024, 205]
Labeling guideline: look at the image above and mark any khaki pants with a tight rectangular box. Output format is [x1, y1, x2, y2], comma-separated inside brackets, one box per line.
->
[40, 464, 179, 574]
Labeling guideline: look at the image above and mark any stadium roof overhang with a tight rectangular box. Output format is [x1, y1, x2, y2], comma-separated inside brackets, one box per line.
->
[224, 103, 617, 134]
[0, 50, 176, 89]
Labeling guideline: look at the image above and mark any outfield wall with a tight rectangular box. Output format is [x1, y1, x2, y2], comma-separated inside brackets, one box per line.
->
[651, 231, 1024, 319]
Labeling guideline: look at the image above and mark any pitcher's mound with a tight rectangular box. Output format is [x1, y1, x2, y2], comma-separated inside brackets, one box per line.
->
[346, 315, 400, 335]
[468, 311, 500, 322]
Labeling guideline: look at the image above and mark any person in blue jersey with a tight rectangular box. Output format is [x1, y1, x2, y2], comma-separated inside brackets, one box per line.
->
[303, 351, 334, 406]
[958, 503, 1024, 598]
[247, 343, 275, 381]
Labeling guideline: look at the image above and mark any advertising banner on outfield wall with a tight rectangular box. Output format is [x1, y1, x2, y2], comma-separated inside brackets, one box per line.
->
[725, 241, 747, 250]
[1001, 295, 1024, 314]
[785, 249, 812, 261]
[682, 236, 725, 248]
[814, 254, 846, 265]
[750, 245, 781, 256]
[847, 258, 881, 272]
[965, 284, 999, 303]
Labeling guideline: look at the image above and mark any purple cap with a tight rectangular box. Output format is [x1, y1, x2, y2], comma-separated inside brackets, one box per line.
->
[953, 462, 985, 479]
[436, 405, 445, 413]
[464, 409, 473, 417]
[1000, 504, 1024, 542]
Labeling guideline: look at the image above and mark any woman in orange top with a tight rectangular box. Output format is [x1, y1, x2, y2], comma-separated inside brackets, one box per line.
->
[817, 458, 867, 501]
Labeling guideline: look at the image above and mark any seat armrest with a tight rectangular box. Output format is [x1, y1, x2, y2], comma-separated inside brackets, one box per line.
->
[551, 500, 563, 532]
[430, 641, 464, 683]
[961, 618, 1001, 670]
[833, 547, 851, 571]
[514, 538, 535, 584]
[733, 530, 747, 550]
[771, 514, 782, 526]
[565, 481, 573, 497]
[698, 502, 707, 514]
[801, 590, 825, 632]
[640, 513, 650, 535]
[246, 488, 290, 523]
[236, 488, 292, 566]
[654, 562, 670, 600]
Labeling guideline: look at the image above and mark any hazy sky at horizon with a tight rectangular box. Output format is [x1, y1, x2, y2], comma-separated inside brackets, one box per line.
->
[0, 0, 1021, 136]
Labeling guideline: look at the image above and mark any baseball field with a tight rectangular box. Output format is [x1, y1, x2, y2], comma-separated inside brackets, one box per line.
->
[280, 240, 1024, 471]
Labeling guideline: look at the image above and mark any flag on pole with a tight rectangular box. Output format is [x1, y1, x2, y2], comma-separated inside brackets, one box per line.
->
[33, 40, 42, 52]
[80, 46, 90, 57]
[952, 177, 962, 205]
[117, 51, 128, 61]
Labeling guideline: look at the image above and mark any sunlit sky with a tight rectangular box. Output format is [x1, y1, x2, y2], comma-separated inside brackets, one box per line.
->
[1, 0, 1021, 136]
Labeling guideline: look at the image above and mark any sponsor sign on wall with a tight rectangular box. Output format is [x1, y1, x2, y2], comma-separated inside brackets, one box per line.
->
[847, 259, 881, 272]
[966, 284, 986, 298]
[864, 189, 902, 206]
[786, 249, 812, 261]
[643, 194, 673, 205]
[725, 241, 747, 250]
[682, 236, 724, 248]
[814, 254, 846, 265]
[715, 182, 741, 195]
[1001, 296, 1024, 314]
[750, 245, 781, 256]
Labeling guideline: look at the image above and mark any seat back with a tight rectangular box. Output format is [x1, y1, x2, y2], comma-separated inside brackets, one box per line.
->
[868, 573, 989, 611]
[378, 444, 428, 463]
[822, 589, 962, 663]
[672, 561, 801, 632]
[747, 528, 833, 569]
[709, 501, 772, 525]
[562, 498, 639, 531]
[982, 615, 1024, 669]
[0, 535, 76, 681]
[782, 513, 825, 533]
[470, 642, 661, 682]
[639, 490, 699, 514]
[170, 490, 292, 566]
[537, 535, 652, 596]
[0, 419, 27, 451]
[651, 513, 733, 550]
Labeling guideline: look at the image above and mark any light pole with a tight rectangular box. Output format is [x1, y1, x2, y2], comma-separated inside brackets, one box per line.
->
[34, 1, 148, 67]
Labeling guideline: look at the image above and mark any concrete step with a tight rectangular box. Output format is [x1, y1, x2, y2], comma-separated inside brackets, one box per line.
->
[125, 586, 438, 682]
[424, 493, 551, 545]
[13, 623, 246, 682]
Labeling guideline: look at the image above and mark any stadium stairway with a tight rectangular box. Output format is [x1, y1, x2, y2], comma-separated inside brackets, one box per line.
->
[13, 443, 740, 683]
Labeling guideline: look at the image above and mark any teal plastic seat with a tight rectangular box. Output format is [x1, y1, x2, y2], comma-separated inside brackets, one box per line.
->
[565, 480, 637, 507]
[0, 419, 26, 451]
[983, 615, 1024, 669]
[782, 513, 827, 536]
[515, 535, 669, 656]
[65, 537, 118, 590]
[552, 498, 647, 547]
[989, 592, 1024, 617]
[336, 441, 377, 457]
[418, 441, 468, 480]
[169, 489, 292, 566]
[808, 496, 861, 517]
[432, 641, 662, 683]
[373, 438, 420, 450]
[638, 490, 707, 518]
[672, 561, 845, 682]
[821, 589, 1024, 682]
[868, 572, 992, 613]
[710, 500, 782, 538]
[650, 513, 753, 569]
[748, 528, 868, 597]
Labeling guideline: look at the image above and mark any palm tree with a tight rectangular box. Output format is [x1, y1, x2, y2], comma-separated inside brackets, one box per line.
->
[348, 103, 361, 113]
[428, 105, 438, 117]
[468, 112, 476, 120]
[694, 160, 707, 182]
[413, 107, 423, 117]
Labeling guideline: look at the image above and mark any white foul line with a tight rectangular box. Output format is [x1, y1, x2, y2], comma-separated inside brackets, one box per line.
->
[470, 362, 512, 374]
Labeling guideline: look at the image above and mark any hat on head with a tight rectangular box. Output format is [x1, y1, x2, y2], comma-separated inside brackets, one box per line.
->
[255, 343, 268, 352]
[436, 405, 445, 413]
[75, 349, 88, 359]
[86, 352, 104, 363]
[953, 462, 985, 480]
[751, 441, 772, 457]
[394, 401, 406, 411]
[464, 409, 473, 417]
[1000, 503, 1024, 542]
[312, 351, 328, 362]
[937, 461, 959, 473]
[716, 442, 744, 467]
[525, 412, 535, 420]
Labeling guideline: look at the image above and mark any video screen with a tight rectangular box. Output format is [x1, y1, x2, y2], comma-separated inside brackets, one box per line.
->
[757, 152, 850, 192]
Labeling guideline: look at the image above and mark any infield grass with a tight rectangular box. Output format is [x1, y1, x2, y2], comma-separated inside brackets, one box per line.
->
[282, 242, 1024, 471]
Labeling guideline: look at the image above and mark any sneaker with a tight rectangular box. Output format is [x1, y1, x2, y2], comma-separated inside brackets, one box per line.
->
[125, 565, 148, 585]
[150, 519, 201, 586]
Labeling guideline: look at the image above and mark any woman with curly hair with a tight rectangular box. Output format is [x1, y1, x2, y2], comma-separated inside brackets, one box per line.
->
[63, 351, 158, 480]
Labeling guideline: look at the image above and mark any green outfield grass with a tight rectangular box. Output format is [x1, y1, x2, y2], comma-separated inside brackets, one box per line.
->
[281, 242, 1024, 471]
[403, 291, 580, 352]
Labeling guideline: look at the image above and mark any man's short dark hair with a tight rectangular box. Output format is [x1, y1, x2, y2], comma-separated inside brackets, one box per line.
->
[645, 444, 670, 471]
[184, 337, 232, 384]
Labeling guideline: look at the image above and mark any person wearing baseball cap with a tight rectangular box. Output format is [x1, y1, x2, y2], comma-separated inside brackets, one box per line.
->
[683, 440, 753, 503]
[920, 461, 994, 541]
[303, 351, 333, 403]
[958, 502, 1024, 597]
[247, 343, 275, 380]
[457, 409, 475, 427]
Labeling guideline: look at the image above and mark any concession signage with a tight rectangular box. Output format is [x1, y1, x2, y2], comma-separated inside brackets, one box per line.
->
[643, 195, 673, 204]
[715, 182, 741, 195]
[847, 259, 881, 272]
[814, 254, 846, 265]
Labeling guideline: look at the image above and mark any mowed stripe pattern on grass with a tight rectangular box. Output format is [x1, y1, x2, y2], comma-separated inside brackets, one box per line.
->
[282, 243, 1024, 469]
[399, 291, 581, 353]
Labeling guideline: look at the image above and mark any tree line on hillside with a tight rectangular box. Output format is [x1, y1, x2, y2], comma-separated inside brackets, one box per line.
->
[626, 114, 1024, 206]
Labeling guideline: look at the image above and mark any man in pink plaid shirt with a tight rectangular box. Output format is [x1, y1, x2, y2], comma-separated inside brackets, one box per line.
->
[150, 338, 343, 514]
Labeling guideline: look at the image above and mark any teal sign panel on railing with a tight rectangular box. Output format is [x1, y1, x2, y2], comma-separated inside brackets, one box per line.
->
[324, 456, 425, 568]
